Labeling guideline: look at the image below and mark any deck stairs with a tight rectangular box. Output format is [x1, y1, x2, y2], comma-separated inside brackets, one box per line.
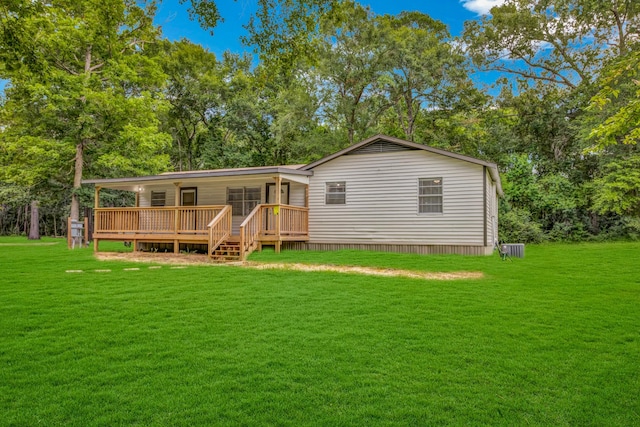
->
[210, 239, 242, 262]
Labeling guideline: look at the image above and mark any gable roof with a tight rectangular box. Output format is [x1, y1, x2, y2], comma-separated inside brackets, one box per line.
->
[82, 135, 501, 195]
[301, 134, 503, 195]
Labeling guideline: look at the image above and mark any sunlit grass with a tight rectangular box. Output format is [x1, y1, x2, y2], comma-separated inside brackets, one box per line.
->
[1, 237, 639, 425]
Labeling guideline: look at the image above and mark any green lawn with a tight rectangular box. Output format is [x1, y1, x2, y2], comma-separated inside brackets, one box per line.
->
[1, 237, 639, 426]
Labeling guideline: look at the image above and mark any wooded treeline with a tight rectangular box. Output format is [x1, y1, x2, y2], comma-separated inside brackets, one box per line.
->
[1, 0, 638, 242]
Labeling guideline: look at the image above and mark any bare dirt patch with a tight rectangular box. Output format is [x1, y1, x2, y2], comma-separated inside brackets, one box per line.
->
[96, 252, 213, 265]
[95, 252, 483, 280]
[244, 262, 483, 280]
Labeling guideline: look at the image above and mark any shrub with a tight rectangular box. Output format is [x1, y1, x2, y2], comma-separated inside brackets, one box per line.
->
[499, 208, 546, 243]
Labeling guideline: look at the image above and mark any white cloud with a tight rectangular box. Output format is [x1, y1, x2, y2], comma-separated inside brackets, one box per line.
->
[460, 0, 508, 15]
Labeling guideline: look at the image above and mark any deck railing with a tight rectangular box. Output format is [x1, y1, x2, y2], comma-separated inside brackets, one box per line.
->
[240, 204, 309, 260]
[95, 206, 227, 235]
[207, 205, 232, 256]
[261, 204, 309, 237]
[95, 204, 308, 259]
[239, 204, 263, 261]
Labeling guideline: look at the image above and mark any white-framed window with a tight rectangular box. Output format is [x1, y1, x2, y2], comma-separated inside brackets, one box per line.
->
[227, 187, 261, 216]
[325, 181, 346, 205]
[150, 191, 166, 207]
[419, 178, 443, 213]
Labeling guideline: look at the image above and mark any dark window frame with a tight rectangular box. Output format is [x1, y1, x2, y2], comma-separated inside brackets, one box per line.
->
[418, 178, 443, 214]
[227, 186, 261, 216]
[180, 187, 198, 206]
[325, 181, 346, 205]
[150, 191, 166, 207]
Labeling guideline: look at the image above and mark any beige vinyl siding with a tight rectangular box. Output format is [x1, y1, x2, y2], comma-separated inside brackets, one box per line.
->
[138, 176, 307, 234]
[308, 150, 485, 245]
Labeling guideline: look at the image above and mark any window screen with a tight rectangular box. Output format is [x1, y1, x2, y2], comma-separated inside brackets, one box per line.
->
[325, 182, 346, 205]
[150, 191, 166, 207]
[419, 178, 443, 213]
[227, 187, 261, 215]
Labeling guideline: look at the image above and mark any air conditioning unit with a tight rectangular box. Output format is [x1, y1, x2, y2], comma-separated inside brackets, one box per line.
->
[501, 243, 525, 258]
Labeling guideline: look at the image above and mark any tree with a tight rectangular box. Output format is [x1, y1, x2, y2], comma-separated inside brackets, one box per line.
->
[243, 0, 337, 72]
[28, 200, 39, 240]
[378, 12, 479, 141]
[315, 1, 390, 145]
[462, 0, 640, 88]
[592, 154, 640, 216]
[159, 39, 225, 171]
[587, 49, 640, 149]
[0, 0, 171, 220]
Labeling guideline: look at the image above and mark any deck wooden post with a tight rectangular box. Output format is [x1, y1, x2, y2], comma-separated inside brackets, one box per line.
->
[84, 217, 89, 248]
[93, 186, 101, 252]
[174, 182, 181, 206]
[94, 186, 101, 209]
[305, 184, 309, 208]
[275, 176, 282, 253]
[174, 182, 181, 253]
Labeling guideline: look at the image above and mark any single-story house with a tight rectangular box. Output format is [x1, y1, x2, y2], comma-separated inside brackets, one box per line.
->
[83, 134, 502, 260]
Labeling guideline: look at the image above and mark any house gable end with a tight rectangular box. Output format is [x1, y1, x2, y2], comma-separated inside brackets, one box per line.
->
[345, 140, 418, 156]
[301, 134, 502, 196]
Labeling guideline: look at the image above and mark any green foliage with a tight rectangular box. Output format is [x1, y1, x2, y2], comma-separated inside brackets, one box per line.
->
[243, 0, 337, 72]
[498, 207, 546, 243]
[0, 0, 172, 219]
[377, 12, 480, 141]
[587, 50, 640, 149]
[1, 0, 638, 242]
[592, 154, 640, 216]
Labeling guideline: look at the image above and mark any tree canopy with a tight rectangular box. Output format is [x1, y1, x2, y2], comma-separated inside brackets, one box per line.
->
[1, 0, 639, 241]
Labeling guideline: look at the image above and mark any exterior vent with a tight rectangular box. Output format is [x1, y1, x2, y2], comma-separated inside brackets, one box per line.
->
[347, 140, 416, 155]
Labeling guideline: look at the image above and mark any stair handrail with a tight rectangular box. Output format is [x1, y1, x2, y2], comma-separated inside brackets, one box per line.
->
[207, 205, 232, 258]
[238, 203, 263, 261]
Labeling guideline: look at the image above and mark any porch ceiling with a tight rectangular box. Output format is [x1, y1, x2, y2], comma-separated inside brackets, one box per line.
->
[83, 166, 312, 191]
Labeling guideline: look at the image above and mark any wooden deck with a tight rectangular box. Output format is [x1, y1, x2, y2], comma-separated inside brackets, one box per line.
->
[93, 204, 309, 260]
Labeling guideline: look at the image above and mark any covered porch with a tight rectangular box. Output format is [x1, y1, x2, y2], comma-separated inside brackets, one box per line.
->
[84, 166, 312, 261]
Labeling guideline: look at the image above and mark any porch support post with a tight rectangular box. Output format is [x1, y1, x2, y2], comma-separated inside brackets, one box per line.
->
[174, 182, 181, 206]
[305, 184, 309, 208]
[275, 175, 282, 253]
[94, 186, 101, 209]
[93, 186, 101, 252]
[134, 188, 140, 252]
[174, 182, 181, 253]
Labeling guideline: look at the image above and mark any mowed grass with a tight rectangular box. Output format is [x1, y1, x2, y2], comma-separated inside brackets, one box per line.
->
[1, 237, 639, 426]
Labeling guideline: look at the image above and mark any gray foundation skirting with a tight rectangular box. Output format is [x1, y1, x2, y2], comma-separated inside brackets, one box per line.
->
[282, 242, 494, 256]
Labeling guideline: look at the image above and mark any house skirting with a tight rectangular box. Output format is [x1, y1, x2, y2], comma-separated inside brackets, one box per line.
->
[282, 242, 495, 256]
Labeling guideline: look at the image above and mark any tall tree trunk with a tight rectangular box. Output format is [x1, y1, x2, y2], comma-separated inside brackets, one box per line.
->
[70, 142, 84, 221]
[71, 46, 93, 221]
[28, 200, 40, 240]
